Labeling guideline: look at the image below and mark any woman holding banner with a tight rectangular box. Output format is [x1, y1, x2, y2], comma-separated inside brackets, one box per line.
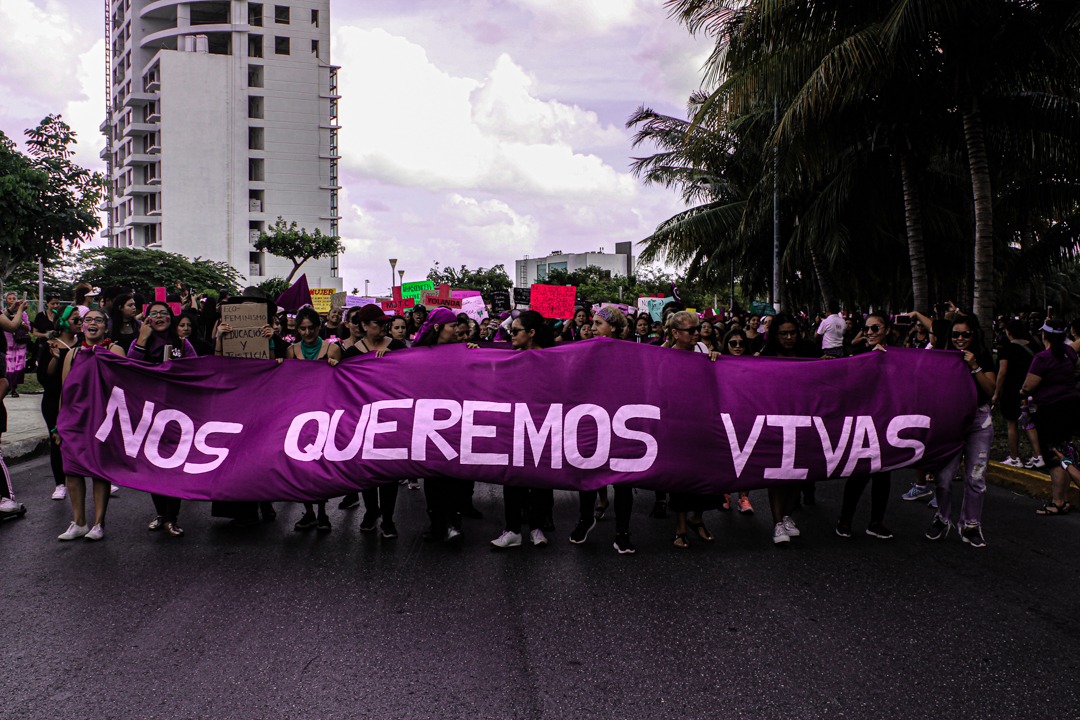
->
[719, 328, 755, 515]
[287, 306, 342, 533]
[666, 311, 721, 549]
[338, 304, 406, 538]
[491, 310, 557, 549]
[567, 307, 636, 553]
[55, 308, 125, 541]
[414, 307, 475, 543]
[129, 301, 198, 538]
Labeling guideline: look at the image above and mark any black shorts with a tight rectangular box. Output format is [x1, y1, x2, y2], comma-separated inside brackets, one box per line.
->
[1033, 396, 1080, 452]
[998, 394, 1022, 423]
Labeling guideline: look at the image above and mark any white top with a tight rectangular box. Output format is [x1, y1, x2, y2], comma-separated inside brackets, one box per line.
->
[816, 313, 846, 350]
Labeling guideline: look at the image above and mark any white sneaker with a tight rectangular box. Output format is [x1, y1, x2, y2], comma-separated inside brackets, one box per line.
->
[58, 522, 89, 541]
[1025, 455, 1046, 469]
[1002, 456, 1023, 468]
[772, 522, 791, 544]
[530, 528, 548, 547]
[51, 485, 67, 500]
[490, 530, 522, 548]
[782, 515, 801, 537]
[0, 497, 21, 512]
[110, 485, 120, 496]
[85, 524, 105, 541]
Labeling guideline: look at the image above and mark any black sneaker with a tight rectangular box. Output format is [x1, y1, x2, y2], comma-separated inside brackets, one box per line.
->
[316, 513, 332, 532]
[569, 517, 596, 544]
[294, 512, 317, 531]
[359, 510, 380, 532]
[865, 522, 894, 540]
[648, 500, 667, 519]
[613, 533, 636, 555]
[835, 522, 852, 538]
[422, 525, 446, 542]
[960, 523, 986, 548]
[461, 505, 484, 520]
[338, 493, 360, 510]
[925, 516, 951, 541]
[380, 520, 398, 539]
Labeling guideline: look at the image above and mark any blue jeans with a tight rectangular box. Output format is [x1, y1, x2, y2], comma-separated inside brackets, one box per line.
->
[934, 404, 993, 527]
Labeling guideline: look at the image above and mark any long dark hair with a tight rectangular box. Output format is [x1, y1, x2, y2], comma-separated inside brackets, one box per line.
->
[517, 310, 555, 349]
[949, 314, 988, 355]
[108, 294, 137, 337]
[721, 327, 749, 355]
[145, 301, 182, 347]
[761, 312, 800, 356]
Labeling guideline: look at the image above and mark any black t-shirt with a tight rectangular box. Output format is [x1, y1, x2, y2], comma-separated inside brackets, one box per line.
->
[997, 341, 1035, 394]
[341, 338, 406, 360]
[970, 348, 996, 406]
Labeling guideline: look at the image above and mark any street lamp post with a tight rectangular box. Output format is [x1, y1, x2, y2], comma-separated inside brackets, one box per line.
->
[389, 258, 398, 293]
[398, 270, 405, 287]
[364, 279, 369, 296]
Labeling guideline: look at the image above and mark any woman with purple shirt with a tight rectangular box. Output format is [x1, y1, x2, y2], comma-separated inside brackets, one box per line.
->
[129, 301, 197, 538]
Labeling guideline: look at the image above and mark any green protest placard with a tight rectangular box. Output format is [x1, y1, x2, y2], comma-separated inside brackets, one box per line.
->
[401, 280, 435, 303]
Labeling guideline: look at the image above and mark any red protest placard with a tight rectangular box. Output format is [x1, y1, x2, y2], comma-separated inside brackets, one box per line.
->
[381, 286, 415, 315]
[529, 284, 577, 319]
[421, 283, 463, 310]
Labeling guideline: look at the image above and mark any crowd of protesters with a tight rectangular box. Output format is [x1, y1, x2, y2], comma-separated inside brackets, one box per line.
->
[0, 281, 1077, 555]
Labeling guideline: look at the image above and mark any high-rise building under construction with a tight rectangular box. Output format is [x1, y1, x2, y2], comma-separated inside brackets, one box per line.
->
[102, 0, 342, 288]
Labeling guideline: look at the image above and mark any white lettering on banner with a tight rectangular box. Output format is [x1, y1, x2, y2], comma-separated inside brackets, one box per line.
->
[813, 416, 853, 476]
[362, 399, 414, 460]
[460, 401, 511, 465]
[841, 416, 882, 476]
[324, 407, 370, 462]
[94, 386, 243, 473]
[721, 414, 765, 478]
[610, 405, 660, 472]
[513, 403, 563, 469]
[764, 415, 812, 480]
[881, 415, 931, 471]
[284, 411, 330, 462]
[564, 404, 611, 470]
[412, 399, 462, 461]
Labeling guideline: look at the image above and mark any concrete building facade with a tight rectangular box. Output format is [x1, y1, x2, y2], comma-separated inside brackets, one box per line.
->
[102, 0, 342, 289]
[514, 242, 635, 289]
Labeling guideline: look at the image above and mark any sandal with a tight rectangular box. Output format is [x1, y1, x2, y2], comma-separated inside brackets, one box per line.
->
[673, 533, 690, 549]
[688, 520, 714, 542]
[1036, 501, 1072, 516]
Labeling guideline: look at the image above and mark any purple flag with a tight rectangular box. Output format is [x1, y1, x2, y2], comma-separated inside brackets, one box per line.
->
[276, 273, 312, 313]
[57, 341, 975, 502]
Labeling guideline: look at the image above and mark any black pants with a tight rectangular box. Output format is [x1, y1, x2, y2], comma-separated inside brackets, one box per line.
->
[151, 494, 182, 523]
[424, 478, 470, 531]
[579, 486, 633, 534]
[839, 472, 891, 526]
[362, 482, 399, 520]
[42, 392, 64, 487]
[504, 486, 553, 533]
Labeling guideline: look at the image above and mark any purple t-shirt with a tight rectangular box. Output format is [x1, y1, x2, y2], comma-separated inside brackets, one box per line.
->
[1028, 345, 1079, 405]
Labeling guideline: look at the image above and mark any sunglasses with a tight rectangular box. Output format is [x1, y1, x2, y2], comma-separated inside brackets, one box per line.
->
[951, 331, 974, 339]
[864, 324, 882, 333]
[675, 326, 701, 334]
[510, 327, 526, 335]
[727, 340, 744, 348]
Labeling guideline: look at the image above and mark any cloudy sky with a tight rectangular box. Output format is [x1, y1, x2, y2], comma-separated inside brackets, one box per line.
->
[0, 0, 710, 291]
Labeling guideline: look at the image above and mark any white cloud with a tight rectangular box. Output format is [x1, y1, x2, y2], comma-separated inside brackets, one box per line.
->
[508, 0, 642, 32]
[442, 194, 539, 256]
[0, 0, 88, 118]
[334, 26, 635, 199]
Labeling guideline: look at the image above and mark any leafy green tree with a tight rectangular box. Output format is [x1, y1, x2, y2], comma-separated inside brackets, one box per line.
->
[256, 276, 290, 299]
[426, 263, 513, 299]
[0, 115, 104, 283]
[255, 216, 344, 284]
[75, 247, 243, 298]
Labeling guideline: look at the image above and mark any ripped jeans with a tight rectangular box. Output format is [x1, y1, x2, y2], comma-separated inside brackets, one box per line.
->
[934, 404, 993, 527]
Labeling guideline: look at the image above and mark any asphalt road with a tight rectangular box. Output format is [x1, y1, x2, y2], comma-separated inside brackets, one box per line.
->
[3, 457, 1079, 720]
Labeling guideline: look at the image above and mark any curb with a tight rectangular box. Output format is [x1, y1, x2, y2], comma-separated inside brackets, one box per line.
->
[1, 434, 50, 467]
[986, 460, 1080, 506]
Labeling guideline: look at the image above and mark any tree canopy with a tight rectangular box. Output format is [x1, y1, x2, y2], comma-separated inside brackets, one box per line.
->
[75, 247, 243, 298]
[255, 217, 344, 284]
[426, 263, 513, 299]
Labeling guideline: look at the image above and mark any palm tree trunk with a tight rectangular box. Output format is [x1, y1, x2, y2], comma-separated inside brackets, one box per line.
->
[964, 98, 994, 332]
[900, 153, 928, 312]
[809, 244, 837, 312]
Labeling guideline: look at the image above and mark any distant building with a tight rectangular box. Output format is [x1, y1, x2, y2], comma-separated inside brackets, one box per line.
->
[102, 0, 342, 289]
[514, 242, 634, 288]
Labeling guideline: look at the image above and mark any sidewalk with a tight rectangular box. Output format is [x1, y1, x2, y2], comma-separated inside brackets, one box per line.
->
[1, 392, 50, 464]
[2, 391, 1076, 504]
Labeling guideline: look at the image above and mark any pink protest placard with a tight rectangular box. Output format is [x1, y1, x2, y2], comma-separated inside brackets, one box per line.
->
[529, 284, 577, 319]
[422, 284, 463, 310]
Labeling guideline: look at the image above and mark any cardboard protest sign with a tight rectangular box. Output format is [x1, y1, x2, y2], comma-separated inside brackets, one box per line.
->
[647, 297, 676, 322]
[513, 287, 531, 307]
[490, 290, 511, 314]
[460, 295, 488, 323]
[346, 296, 377, 307]
[421, 284, 463, 310]
[401, 280, 435, 303]
[219, 303, 271, 359]
[530, 284, 577, 319]
[331, 292, 348, 311]
[310, 288, 336, 314]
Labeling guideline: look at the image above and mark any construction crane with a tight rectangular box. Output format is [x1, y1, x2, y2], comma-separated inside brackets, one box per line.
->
[104, 0, 113, 244]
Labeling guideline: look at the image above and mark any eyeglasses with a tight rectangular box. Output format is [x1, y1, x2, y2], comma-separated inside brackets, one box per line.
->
[82, 317, 105, 325]
[864, 324, 882, 333]
[675, 326, 701, 334]
[510, 327, 526, 335]
[146, 311, 169, 319]
[727, 340, 744, 348]
[951, 331, 974, 339]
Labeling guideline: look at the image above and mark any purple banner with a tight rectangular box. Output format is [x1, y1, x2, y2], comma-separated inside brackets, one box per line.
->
[57, 341, 975, 501]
